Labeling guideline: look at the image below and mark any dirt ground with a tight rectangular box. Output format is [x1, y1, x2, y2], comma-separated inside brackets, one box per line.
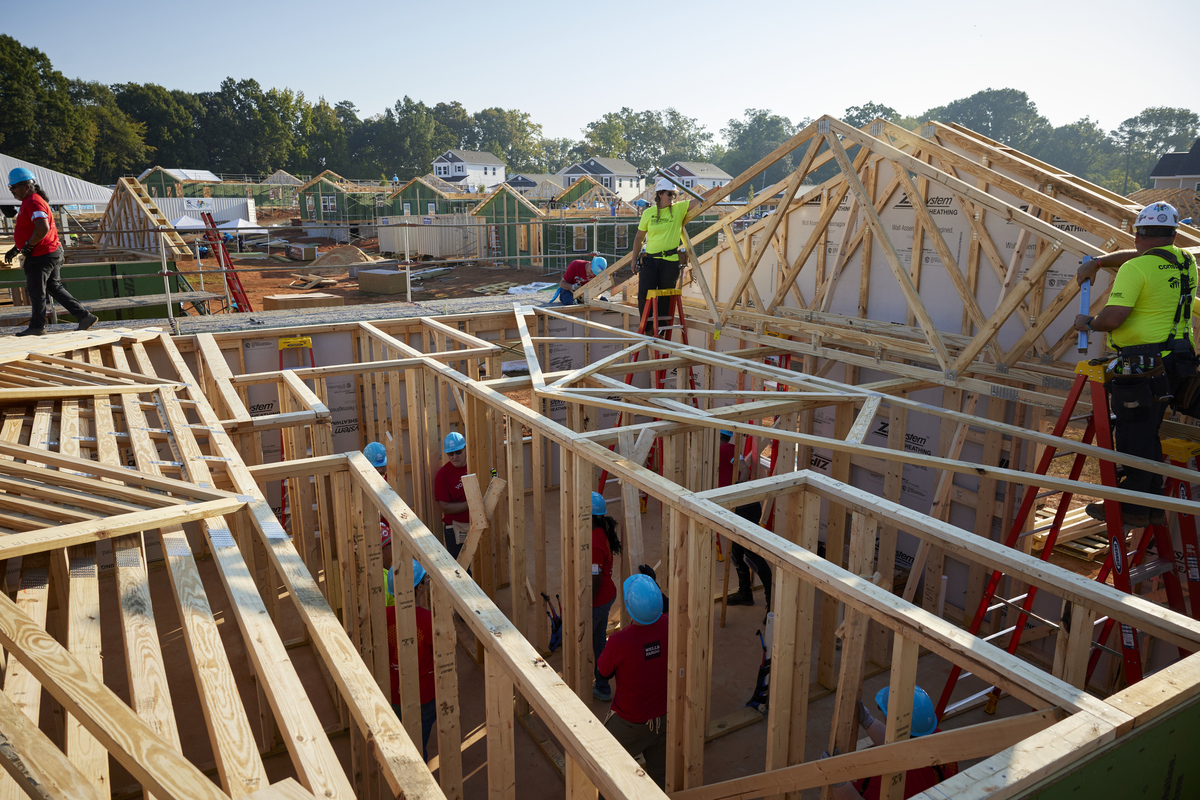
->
[182, 217, 555, 311]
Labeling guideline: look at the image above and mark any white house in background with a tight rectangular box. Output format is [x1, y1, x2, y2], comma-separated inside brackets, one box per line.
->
[1150, 139, 1200, 191]
[431, 150, 506, 191]
[557, 157, 643, 202]
[662, 161, 732, 192]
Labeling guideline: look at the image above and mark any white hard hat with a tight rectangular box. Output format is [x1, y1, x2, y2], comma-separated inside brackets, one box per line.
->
[1134, 201, 1180, 230]
[654, 177, 677, 193]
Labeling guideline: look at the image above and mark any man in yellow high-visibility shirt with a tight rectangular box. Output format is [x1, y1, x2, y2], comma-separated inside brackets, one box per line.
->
[1074, 201, 1198, 527]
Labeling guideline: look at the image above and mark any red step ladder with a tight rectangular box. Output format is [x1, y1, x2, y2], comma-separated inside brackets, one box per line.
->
[936, 359, 1191, 718]
[597, 289, 697, 499]
[200, 212, 253, 313]
[1160, 437, 1200, 623]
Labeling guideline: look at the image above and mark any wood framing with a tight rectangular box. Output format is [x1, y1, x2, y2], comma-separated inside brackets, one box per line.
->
[5, 114, 1200, 800]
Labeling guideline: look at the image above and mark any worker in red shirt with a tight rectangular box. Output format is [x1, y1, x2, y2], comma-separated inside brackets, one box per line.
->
[590, 492, 622, 701]
[555, 256, 606, 305]
[596, 574, 669, 789]
[384, 554, 437, 761]
[4, 168, 96, 336]
[433, 432, 470, 558]
[830, 684, 959, 799]
[718, 430, 773, 610]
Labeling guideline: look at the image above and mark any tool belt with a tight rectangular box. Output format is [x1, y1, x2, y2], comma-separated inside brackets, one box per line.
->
[644, 249, 680, 260]
[448, 520, 470, 544]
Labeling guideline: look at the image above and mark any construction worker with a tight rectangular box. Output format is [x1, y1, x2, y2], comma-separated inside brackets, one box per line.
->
[591, 491, 622, 701]
[365, 442, 393, 546]
[365, 441, 388, 477]
[629, 178, 699, 329]
[829, 685, 958, 799]
[556, 256, 607, 305]
[718, 430, 774, 609]
[434, 432, 470, 558]
[596, 574, 669, 789]
[1073, 202, 1197, 527]
[4, 168, 96, 336]
[385, 556, 437, 761]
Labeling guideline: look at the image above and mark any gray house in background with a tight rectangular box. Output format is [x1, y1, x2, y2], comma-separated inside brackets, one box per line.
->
[557, 157, 643, 202]
[505, 173, 565, 191]
[662, 161, 732, 192]
[1150, 139, 1200, 192]
[431, 149, 506, 191]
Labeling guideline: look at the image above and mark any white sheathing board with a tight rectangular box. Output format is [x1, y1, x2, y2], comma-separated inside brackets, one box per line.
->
[685, 152, 1127, 585]
[241, 331, 361, 518]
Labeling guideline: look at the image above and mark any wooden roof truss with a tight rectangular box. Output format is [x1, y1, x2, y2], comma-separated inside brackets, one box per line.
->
[584, 115, 1200, 384]
[97, 178, 191, 259]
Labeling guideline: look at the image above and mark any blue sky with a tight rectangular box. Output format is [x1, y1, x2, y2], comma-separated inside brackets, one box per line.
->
[8, 0, 1198, 143]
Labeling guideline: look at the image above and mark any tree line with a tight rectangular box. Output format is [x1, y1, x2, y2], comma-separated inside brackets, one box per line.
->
[1, 35, 1195, 197]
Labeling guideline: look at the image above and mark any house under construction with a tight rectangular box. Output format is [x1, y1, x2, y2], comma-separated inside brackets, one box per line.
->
[1, 115, 1200, 800]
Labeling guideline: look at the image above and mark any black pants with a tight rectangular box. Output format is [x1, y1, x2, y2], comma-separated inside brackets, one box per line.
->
[637, 255, 680, 329]
[23, 247, 89, 329]
[731, 502, 773, 601]
[1109, 372, 1177, 514]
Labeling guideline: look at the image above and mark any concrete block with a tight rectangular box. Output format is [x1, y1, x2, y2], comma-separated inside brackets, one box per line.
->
[358, 268, 410, 295]
[262, 293, 344, 310]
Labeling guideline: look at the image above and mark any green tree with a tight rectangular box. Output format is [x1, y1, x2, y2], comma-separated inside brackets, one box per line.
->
[580, 107, 714, 168]
[294, 97, 347, 174]
[921, 88, 1051, 153]
[432, 101, 472, 147]
[1110, 107, 1199, 193]
[0, 35, 93, 176]
[842, 102, 900, 129]
[581, 113, 627, 159]
[467, 108, 544, 171]
[535, 137, 581, 173]
[1036, 117, 1111, 184]
[67, 80, 149, 183]
[719, 109, 801, 195]
[114, 83, 205, 168]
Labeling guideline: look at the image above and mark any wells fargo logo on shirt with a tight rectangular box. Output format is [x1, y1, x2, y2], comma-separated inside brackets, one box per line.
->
[644, 642, 662, 660]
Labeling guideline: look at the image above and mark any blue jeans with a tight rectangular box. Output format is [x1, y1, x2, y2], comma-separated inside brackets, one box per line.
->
[593, 597, 615, 690]
[393, 700, 438, 760]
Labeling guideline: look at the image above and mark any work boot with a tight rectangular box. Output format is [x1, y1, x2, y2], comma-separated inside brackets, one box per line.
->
[1085, 502, 1152, 529]
[76, 313, 98, 331]
[726, 590, 754, 606]
[14, 328, 45, 337]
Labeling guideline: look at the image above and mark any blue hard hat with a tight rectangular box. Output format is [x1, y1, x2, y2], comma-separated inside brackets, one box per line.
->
[412, 559, 427, 588]
[364, 441, 387, 468]
[720, 429, 733, 438]
[875, 685, 938, 737]
[444, 431, 466, 454]
[591, 256, 607, 273]
[7, 168, 34, 187]
[592, 491, 607, 516]
[623, 574, 663, 625]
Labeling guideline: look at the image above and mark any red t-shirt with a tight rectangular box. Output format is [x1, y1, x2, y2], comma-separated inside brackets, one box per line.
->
[388, 604, 435, 705]
[592, 525, 616, 607]
[718, 441, 736, 488]
[854, 758, 958, 799]
[596, 614, 669, 723]
[433, 462, 470, 524]
[14, 193, 60, 257]
[563, 259, 591, 286]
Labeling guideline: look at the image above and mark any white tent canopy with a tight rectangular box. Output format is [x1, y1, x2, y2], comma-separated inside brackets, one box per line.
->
[0, 153, 112, 209]
[170, 214, 207, 231]
[217, 218, 268, 234]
